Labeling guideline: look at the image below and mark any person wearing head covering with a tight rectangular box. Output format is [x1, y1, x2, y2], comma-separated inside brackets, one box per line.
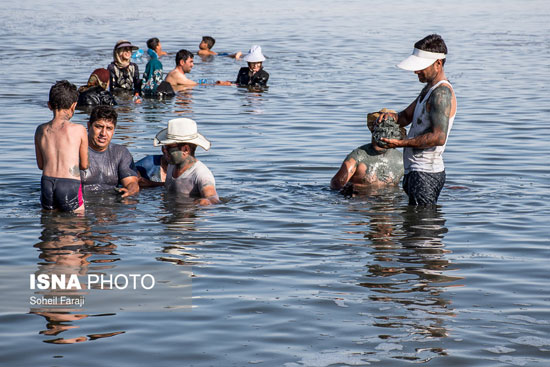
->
[216, 45, 269, 88]
[107, 40, 142, 99]
[77, 68, 117, 107]
[331, 111, 404, 194]
[378, 34, 457, 206]
[154, 118, 219, 205]
[141, 37, 174, 97]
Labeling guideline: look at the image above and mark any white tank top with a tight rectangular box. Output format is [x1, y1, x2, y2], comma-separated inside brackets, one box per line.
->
[403, 80, 456, 174]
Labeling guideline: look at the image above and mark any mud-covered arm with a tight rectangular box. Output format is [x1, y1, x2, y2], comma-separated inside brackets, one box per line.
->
[382, 86, 452, 149]
[330, 158, 357, 190]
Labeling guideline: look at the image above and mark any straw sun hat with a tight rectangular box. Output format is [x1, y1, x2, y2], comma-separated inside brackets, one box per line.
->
[154, 118, 211, 151]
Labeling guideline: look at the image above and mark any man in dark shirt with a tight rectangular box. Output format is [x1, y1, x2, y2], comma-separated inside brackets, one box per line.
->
[80, 106, 139, 198]
[216, 45, 269, 88]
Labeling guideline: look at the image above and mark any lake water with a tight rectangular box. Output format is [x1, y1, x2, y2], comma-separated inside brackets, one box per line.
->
[1, 0, 549, 366]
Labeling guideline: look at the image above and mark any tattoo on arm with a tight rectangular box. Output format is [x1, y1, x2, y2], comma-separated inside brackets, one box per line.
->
[428, 86, 452, 143]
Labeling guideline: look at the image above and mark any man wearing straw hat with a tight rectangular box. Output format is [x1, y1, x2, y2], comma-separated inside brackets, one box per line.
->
[380, 34, 457, 206]
[154, 118, 219, 206]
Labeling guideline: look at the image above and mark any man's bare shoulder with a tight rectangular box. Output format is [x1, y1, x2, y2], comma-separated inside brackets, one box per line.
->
[68, 122, 87, 132]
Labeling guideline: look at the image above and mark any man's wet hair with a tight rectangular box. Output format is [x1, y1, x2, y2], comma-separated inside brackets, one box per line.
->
[89, 105, 118, 127]
[49, 80, 78, 110]
[147, 37, 160, 50]
[202, 36, 215, 49]
[415, 34, 447, 66]
[176, 49, 194, 65]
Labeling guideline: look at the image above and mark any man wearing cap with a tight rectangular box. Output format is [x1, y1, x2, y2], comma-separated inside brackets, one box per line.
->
[165, 49, 198, 88]
[81, 105, 139, 198]
[380, 34, 457, 206]
[154, 118, 219, 206]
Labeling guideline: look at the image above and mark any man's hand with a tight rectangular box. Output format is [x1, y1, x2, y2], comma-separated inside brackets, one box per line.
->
[119, 176, 140, 198]
[377, 111, 398, 125]
[380, 138, 404, 149]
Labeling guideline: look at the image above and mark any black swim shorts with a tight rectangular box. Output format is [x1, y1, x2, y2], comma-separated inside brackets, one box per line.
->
[403, 171, 446, 206]
[40, 175, 84, 212]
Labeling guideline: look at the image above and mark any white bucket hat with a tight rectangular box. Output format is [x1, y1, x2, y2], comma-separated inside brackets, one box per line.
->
[243, 45, 266, 62]
[397, 47, 446, 71]
[154, 118, 211, 151]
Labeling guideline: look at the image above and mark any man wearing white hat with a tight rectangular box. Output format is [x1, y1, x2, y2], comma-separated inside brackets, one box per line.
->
[380, 34, 457, 206]
[154, 118, 219, 206]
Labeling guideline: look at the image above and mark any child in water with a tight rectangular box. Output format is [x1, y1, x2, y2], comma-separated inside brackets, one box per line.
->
[142, 37, 174, 97]
[197, 36, 242, 58]
[35, 80, 89, 212]
[216, 45, 269, 88]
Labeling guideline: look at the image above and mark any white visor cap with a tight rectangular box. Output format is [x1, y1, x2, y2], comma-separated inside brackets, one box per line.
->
[397, 48, 446, 71]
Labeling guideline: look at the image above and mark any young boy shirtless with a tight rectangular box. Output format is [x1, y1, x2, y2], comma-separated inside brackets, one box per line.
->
[197, 36, 242, 59]
[35, 80, 89, 212]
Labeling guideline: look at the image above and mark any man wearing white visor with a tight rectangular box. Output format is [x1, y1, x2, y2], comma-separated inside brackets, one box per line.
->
[154, 118, 219, 206]
[380, 34, 457, 206]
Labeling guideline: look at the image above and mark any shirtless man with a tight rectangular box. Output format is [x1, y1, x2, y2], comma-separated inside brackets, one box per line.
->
[154, 118, 219, 206]
[165, 49, 197, 88]
[34, 80, 88, 212]
[331, 115, 404, 194]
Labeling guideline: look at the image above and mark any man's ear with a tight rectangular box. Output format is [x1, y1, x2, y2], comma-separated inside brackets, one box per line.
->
[47, 102, 53, 111]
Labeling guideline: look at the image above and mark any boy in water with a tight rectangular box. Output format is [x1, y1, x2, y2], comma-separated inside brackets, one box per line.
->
[198, 36, 217, 56]
[197, 36, 243, 59]
[35, 80, 89, 212]
[331, 112, 404, 194]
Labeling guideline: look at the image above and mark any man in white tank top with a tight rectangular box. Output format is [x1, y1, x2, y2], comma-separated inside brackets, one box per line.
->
[380, 34, 457, 206]
[154, 118, 219, 206]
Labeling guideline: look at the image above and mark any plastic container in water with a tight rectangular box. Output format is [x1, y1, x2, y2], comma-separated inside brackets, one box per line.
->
[197, 79, 214, 85]
[131, 49, 144, 61]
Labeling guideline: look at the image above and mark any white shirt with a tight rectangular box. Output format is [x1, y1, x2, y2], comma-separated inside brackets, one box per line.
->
[403, 80, 456, 174]
[164, 161, 216, 197]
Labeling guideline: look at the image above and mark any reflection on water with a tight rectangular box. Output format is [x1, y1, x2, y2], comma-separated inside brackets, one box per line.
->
[174, 89, 194, 115]
[347, 195, 463, 362]
[31, 210, 124, 344]
[157, 196, 201, 266]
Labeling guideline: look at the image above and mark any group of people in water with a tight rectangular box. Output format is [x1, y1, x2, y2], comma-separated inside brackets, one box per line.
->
[76, 36, 269, 109]
[34, 33, 456, 213]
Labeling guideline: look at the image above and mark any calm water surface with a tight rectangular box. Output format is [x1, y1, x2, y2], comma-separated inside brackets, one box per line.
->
[1, 1, 549, 366]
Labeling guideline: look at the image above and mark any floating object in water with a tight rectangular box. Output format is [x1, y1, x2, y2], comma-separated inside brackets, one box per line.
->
[131, 49, 144, 61]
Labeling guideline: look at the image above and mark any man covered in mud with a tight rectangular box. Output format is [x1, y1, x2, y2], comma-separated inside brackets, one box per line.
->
[331, 112, 405, 194]
[379, 34, 457, 206]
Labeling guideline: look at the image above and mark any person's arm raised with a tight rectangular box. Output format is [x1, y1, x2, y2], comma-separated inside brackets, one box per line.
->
[381, 86, 452, 149]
